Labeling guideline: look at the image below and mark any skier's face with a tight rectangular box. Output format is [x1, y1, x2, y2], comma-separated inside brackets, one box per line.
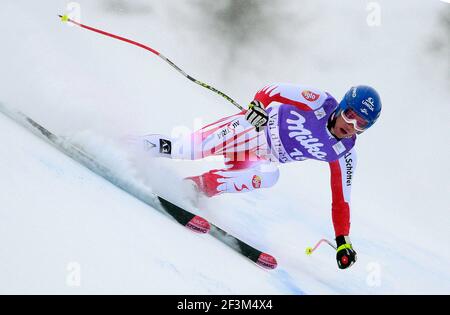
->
[333, 115, 358, 138]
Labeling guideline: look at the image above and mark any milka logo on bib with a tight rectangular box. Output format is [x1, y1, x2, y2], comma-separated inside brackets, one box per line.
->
[286, 111, 327, 160]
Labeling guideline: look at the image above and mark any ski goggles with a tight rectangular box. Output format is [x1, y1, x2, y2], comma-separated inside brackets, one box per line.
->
[340, 108, 369, 132]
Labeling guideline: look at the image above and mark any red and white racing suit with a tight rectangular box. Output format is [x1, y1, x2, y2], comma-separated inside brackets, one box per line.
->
[153, 84, 357, 236]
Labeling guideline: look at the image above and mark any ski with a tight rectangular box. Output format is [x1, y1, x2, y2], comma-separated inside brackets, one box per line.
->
[157, 196, 210, 234]
[0, 103, 277, 270]
[158, 197, 277, 269]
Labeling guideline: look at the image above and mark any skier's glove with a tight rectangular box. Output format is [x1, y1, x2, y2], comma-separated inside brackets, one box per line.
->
[245, 100, 268, 132]
[336, 235, 357, 269]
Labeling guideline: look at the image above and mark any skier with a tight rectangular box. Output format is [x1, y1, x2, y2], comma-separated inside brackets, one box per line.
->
[131, 83, 382, 270]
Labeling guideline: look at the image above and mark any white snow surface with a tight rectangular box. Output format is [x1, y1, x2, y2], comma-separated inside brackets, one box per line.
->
[0, 0, 449, 294]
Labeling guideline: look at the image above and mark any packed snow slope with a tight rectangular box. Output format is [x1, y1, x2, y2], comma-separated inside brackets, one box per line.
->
[0, 111, 298, 294]
[0, 0, 449, 294]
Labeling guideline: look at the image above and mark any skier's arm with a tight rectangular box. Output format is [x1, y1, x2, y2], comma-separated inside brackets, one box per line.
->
[253, 83, 328, 111]
[245, 83, 327, 131]
[328, 148, 357, 237]
[329, 148, 358, 269]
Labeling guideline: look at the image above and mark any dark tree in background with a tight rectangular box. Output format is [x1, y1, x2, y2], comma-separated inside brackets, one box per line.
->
[193, 0, 304, 53]
[429, 9, 449, 81]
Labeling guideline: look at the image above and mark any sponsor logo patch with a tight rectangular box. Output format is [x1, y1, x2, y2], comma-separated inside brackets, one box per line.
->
[217, 120, 240, 140]
[332, 141, 346, 155]
[344, 152, 353, 186]
[217, 127, 231, 140]
[252, 175, 262, 189]
[286, 111, 327, 160]
[314, 107, 326, 120]
[159, 139, 172, 154]
[268, 111, 291, 163]
[362, 97, 375, 111]
[301, 90, 320, 102]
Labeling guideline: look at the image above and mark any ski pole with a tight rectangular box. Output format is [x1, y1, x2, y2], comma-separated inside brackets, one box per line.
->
[305, 238, 336, 255]
[58, 14, 244, 111]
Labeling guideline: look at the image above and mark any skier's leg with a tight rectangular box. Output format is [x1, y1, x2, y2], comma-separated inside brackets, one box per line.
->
[129, 111, 269, 161]
[186, 157, 280, 197]
[171, 111, 268, 160]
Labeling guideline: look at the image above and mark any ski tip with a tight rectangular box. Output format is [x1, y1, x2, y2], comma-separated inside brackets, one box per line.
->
[256, 253, 278, 270]
[185, 215, 210, 234]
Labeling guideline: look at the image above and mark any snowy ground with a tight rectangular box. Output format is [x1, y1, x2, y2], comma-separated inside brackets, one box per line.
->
[0, 0, 449, 294]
